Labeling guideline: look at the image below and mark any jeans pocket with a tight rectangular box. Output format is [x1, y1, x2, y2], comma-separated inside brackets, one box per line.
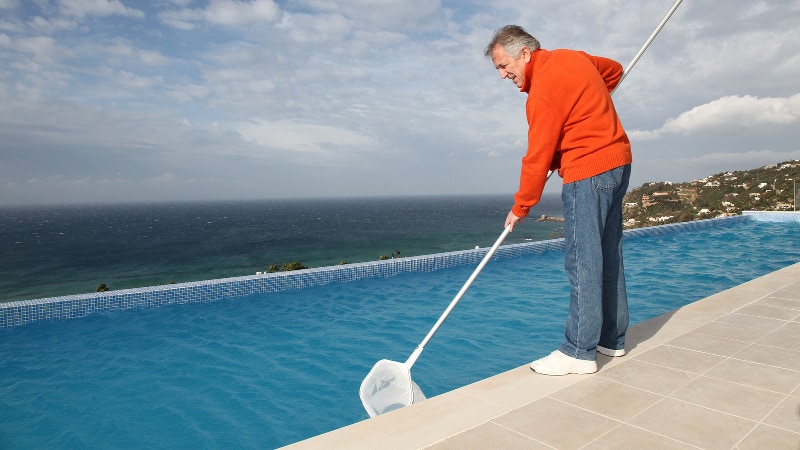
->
[592, 166, 624, 190]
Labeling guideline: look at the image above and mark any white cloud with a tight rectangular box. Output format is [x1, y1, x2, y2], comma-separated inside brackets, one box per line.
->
[236, 120, 378, 160]
[114, 70, 164, 90]
[105, 40, 171, 66]
[205, 0, 281, 25]
[631, 93, 800, 140]
[301, 0, 443, 31]
[58, 0, 145, 19]
[14, 35, 64, 60]
[28, 15, 79, 33]
[160, 0, 282, 29]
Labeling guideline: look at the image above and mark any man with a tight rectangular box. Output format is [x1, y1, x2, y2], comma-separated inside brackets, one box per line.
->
[485, 25, 631, 375]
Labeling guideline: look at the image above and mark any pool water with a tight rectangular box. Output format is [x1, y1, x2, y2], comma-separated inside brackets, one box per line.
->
[1, 220, 798, 448]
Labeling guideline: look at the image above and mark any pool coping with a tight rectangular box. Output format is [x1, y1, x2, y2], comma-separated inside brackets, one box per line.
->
[281, 260, 800, 449]
[2, 214, 773, 328]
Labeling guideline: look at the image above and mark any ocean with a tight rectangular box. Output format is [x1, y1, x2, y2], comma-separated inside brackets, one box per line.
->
[0, 194, 565, 303]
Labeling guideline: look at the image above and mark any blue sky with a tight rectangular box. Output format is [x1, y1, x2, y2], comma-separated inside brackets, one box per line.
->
[1, 0, 799, 205]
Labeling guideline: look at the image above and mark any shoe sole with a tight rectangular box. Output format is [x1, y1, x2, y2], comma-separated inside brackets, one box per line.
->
[530, 366, 597, 375]
[529, 363, 597, 376]
[597, 346, 625, 357]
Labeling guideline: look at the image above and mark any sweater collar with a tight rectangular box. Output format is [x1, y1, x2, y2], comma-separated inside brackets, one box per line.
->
[521, 49, 548, 93]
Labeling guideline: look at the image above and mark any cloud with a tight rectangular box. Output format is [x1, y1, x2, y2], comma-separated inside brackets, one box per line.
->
[160, 0, 282, 29]
[236, 120, 378, 163]
[631, 93, 800, 140]
[11, 35, 65, 62]
[301, 0, 444, 32]
[58, 0, 145, 19]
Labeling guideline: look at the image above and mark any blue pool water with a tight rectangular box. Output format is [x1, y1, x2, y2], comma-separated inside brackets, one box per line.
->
[1, 220, 798, 448]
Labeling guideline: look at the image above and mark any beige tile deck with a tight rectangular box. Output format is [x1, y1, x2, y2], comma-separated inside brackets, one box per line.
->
[283, 262, 800, 449]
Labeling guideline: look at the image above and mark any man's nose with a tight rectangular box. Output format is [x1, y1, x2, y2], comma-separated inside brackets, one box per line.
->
[498, 68, 508, 78]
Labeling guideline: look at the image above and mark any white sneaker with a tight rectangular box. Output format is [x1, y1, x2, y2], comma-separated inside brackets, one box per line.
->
[529, 350, 597, 376]
[597, 345, 626, 357]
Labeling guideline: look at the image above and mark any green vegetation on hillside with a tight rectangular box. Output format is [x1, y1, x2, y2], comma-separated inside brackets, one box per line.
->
[623, 160, 799, 228]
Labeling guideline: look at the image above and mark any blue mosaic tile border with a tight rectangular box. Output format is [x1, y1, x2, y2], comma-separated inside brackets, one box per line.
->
[0, 215, 763, 329]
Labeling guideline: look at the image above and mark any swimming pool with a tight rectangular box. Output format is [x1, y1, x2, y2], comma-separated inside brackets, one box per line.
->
[1, 215, 798, 448]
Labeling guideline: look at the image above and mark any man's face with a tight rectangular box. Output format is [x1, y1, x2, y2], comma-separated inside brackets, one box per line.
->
[491, 45, 531, 89]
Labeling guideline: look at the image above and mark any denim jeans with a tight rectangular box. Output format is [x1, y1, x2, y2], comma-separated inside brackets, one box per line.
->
[558, 164, 631, 361]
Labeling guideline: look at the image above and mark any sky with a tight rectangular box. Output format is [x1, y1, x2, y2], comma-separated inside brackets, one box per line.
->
[1, 0, 799, 205]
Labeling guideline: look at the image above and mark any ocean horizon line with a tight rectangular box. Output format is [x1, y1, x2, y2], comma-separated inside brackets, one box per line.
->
[0, 191, 556, 209]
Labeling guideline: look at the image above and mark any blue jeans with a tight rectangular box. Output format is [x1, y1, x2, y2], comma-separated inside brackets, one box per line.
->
[558, 164, 630, 361]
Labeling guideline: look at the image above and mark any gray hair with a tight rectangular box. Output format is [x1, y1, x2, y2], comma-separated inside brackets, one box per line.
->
[484, 25, 541, 58]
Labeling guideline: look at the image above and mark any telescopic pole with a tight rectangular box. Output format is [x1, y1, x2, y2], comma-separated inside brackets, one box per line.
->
[611, 0, 684, 95]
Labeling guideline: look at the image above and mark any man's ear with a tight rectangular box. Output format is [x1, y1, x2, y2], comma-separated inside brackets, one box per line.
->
[521, 46, 532, 63]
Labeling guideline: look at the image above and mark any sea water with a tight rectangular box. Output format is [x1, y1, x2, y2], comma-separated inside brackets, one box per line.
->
[0, 219, 797, 448]
[0, 195, 564, 302]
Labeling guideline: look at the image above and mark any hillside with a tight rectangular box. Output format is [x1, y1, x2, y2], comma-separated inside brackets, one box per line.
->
[623, 160, 799, 228]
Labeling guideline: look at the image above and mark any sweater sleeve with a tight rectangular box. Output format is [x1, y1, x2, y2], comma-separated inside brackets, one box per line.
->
[511, 95, 564, 218]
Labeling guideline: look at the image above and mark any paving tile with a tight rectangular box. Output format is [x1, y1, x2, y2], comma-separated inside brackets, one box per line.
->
[628, 398, 756, 450]
[716, 312, 791, 330]
[775, 284, 800, 295]
[634, 345, 726, 375]
[736, 424, 800, 450]
[581, 424, 697, 449]
[424, 422, 551, 449]
[454, 364, 582, 412]
[706, 358, 800, 395]
[777, 321, 800, 335]
[759, 296, 800, 311]
[597, 359, 693, 396]
[732, 344, 800, 372]
[691, 321, 765, 343]
[739, 273, 799, 292]
[625, 314, 701, 350]
[757, 322, 800, 352]
[734, 304, 800, 321]
[668, 376, 786, 421]
[763, 396, 800, 434]
[670, 293, 744, 323]
[665, 331, 751, 357]
[550, 377, 663, 422]
[493, 396, 620, 450]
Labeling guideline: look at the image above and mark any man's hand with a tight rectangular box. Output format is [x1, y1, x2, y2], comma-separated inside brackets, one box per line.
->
[505, 210, 524, 231]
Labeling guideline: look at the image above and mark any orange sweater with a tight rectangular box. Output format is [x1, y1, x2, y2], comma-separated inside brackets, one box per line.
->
[512, 49, 632, 218]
